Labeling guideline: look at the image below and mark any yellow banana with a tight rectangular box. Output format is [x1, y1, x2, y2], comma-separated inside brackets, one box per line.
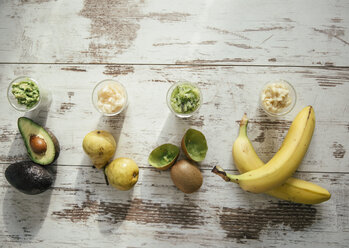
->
[230, 114, 330, 204]
[213, 106, 316, 193]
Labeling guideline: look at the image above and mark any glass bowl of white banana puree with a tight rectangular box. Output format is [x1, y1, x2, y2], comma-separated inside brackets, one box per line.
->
[260, 79, 296, 116]
[92, 79, 128, 116]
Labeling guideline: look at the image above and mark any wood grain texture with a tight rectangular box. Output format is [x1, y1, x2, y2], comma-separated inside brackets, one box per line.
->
[0, 65, 348, 172]
[0, 0, 348, 66]
[0, 64, 348, 247]
[1, 0, 349, 247]
[0, 165, 348, 248]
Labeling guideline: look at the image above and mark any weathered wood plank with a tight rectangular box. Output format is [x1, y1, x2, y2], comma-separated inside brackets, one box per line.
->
[0, 165, 347, 248]
[0, 0, 349, 66]
[1, 1, 348, 247]
[0, 64, 348, 172]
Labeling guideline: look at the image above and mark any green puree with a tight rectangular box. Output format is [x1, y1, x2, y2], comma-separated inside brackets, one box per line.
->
[12, 81, 40, 108]
[170, 83, 201, 114]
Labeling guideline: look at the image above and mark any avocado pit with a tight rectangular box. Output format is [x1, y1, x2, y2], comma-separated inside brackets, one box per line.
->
[30, 135, 47, 154]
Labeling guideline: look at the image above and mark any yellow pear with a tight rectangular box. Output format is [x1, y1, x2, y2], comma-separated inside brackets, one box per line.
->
[82, 130, 116, 169]
[105, 157, 139, 191]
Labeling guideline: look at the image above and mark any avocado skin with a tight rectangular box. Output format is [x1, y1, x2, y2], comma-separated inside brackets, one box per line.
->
[46, 129, 60, 162]
[5, 161, 53, 195]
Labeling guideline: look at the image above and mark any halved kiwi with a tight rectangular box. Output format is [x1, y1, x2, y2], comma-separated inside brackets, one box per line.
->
[181, 128, 208, 162]
[148, 143, 180, 170]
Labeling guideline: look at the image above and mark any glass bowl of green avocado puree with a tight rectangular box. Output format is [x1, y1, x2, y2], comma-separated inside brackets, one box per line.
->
[167, 82, 202, 118]
[7, 76, 41, 112]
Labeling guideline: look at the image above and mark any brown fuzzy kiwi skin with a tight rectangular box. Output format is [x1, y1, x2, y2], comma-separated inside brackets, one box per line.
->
[170, 159, 203, 194]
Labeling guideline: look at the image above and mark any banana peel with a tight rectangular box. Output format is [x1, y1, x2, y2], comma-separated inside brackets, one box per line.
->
[212, 106, 331, 204]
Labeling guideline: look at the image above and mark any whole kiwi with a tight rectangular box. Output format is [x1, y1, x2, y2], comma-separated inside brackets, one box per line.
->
[170, 160, 203, 193]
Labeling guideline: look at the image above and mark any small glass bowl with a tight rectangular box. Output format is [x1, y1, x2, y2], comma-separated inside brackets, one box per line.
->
[260, 79, 296, 117]
[92, 79, 128, 116]
[166, 81, 202, 118]
[7, 76, 42, 112]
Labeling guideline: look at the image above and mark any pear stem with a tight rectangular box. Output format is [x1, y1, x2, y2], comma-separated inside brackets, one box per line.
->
[103, 167, 109, 185]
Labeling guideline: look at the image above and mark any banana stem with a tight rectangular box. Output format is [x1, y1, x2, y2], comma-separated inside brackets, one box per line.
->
[211, 115, 250, 184]
[211, 166, 239, 184]
[239, 114, 248, 137]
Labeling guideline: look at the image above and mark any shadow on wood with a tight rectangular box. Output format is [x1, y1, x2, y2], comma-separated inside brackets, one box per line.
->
[1, 186, 53, 242]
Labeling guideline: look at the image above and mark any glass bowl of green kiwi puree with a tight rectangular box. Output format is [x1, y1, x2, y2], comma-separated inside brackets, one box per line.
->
[7, 76, 42, 112]
[167, 82, 202, 118]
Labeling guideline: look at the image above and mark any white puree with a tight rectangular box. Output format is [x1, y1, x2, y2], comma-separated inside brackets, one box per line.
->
[97, 83, 126, 114]
[261, 80, 292, 114]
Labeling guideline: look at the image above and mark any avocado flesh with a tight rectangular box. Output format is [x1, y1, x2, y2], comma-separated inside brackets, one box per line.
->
[5, 161, 53, 195]
[18, 117, 58, 165]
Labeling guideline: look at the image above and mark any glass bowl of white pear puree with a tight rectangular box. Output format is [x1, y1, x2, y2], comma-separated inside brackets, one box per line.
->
[92, 79, 128, 116]
[260, 79, 296, 117]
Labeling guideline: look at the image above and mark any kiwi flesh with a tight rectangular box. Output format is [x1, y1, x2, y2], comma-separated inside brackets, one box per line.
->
[148, 143, 180, 170]
[181, 128, 208, 162]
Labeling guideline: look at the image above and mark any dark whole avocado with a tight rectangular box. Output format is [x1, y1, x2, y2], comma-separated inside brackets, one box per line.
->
[18, 117, 60, 165]
[5, 161, 53, 195]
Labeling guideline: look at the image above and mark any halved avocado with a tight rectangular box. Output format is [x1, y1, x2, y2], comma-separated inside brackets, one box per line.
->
[18, 117, 60, 165]
[148, 143, 180, 170]
[181, 128, 208, 162]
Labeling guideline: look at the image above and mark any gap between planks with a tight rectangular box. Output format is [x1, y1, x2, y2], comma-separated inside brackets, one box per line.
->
[0, 163, 348, 174]
[1, 62, 349, 70]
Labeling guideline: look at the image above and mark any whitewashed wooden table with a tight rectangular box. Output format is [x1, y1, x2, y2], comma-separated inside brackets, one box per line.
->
[0, 1, 348, 247]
